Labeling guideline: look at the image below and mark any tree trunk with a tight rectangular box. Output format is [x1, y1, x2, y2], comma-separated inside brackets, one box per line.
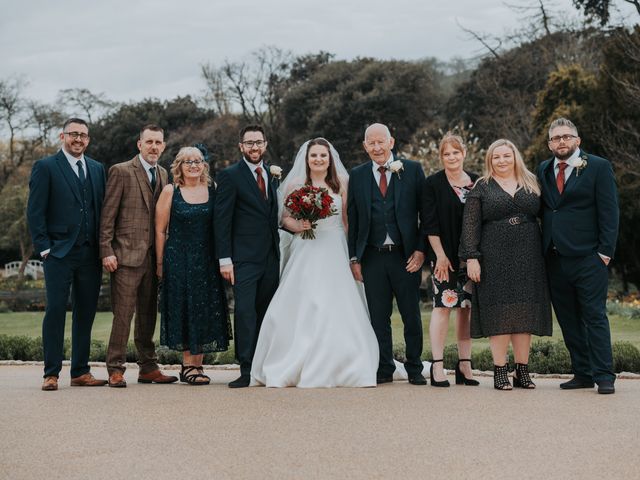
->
[16, 238, 32, 284]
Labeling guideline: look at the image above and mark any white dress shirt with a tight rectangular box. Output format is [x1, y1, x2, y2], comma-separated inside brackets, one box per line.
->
[553, 148, 580, 183]
[61, 147, 86, 178]
[371, 154, 394, 246]
[138, 154, 158, 184]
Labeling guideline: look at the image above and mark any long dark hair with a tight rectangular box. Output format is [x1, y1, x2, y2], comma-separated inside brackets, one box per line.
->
[304, 137, 341, 194]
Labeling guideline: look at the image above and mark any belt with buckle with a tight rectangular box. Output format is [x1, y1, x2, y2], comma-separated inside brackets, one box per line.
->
[368, 244, 401, 253]
[484, 214, 537, 227]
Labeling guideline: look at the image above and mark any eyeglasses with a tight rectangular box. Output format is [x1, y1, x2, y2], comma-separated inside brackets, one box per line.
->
[241, 140, 266, 148]
[548, 134, 577, 144]
[64, 131, 89, 141]
[183, 160, 203, 166]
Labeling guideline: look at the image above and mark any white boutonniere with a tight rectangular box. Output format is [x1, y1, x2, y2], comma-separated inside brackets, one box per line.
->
[388, 160, 404, 179]
[269, 165, 283, 180]
[569, 154, 588, 176]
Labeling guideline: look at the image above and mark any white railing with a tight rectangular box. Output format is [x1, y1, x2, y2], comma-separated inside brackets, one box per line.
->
[3, 260, 44, 280]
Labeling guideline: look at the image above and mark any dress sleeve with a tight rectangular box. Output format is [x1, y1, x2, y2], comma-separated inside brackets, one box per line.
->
[422, 176, 439, 236]
[459, 184, 483, 260]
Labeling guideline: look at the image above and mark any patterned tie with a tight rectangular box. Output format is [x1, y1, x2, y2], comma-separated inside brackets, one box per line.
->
[76, 160, 85, 184]
[378, 166, 388, 197]
[149, 166, 157, 191]
[255, 166, 267, 200]
[556, 162, 568, 194]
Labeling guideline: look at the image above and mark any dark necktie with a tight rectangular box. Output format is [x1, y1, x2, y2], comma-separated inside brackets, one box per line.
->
[150, 166, 157, 191]
[556, 162, 568, 194]
[76, 160, 85, 184]
[378, 166, 388, 197]
[255, 166, 267, 200]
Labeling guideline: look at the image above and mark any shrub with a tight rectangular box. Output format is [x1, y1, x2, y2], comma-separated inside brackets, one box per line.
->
[612, 341, 640, 372]
[0, 301, 11, 313]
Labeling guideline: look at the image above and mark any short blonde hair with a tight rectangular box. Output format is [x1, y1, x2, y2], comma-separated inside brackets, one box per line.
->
[481, 139, 540, 196]
[439, 133, 466, 159]
[171, 147, 211, 187]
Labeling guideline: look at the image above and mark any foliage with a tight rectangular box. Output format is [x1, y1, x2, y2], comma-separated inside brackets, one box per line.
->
[572, 0, 640, 25]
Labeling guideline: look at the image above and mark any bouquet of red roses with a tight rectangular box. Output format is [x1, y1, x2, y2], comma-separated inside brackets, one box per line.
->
[284, 185, 337, 239]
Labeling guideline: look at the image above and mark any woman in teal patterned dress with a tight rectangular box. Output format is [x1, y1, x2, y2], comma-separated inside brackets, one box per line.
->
[155, 146, 231, 385]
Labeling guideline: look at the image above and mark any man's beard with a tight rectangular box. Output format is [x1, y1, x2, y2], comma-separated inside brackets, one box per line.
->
[554, 145, 577, 161]
[243, 152, 265, 164]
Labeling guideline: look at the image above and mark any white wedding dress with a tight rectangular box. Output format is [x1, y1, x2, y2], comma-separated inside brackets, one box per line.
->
[251, 194, 379, 388]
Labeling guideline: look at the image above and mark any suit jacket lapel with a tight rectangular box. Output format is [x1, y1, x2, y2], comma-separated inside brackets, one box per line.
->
[363, 163, 373, 221]
[542, 159, 560, 207]
[391, 168, 403, 218]
[240, 159, 268, 211]
[55, 151, 82, 203]
[132, 156, 151, 211]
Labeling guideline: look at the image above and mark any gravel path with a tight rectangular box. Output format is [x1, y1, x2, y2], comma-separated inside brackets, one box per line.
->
[1, 365, 639, 480]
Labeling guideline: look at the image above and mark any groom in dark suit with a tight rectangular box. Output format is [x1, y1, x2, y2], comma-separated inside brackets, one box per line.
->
[348, 123, 427, 385]
[214, 125, 280, 388]
[27, 118, 107, 391]
[537, 117, 619, 394]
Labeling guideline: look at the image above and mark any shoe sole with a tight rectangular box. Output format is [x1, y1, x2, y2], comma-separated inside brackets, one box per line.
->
[137, 379, 178, 384]
[108, 383, 127, 388]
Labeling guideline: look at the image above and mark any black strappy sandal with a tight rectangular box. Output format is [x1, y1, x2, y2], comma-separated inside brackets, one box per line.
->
[513, 363, 536, 389]
[493, 364, 512, 390]
[180, 365, 210, 386]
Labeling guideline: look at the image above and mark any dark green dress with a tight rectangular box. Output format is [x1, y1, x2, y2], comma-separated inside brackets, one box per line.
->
[160, 185, 231, 353]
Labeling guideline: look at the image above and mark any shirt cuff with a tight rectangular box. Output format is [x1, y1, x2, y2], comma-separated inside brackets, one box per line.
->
[40, 249, 50, 258]
[598, 253, 610, 262]
[219, 257, 232, 266]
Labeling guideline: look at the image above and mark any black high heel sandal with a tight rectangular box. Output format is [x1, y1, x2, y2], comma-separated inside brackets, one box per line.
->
[455, 359, 480, 386]
[493, 364, 512, 390]
[180, 365, 210, 386]
[513, 363, 536, 389]
[430, 359, 450, 387]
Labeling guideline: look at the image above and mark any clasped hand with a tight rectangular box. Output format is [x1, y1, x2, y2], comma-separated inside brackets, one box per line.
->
[467, 258, 481, 282]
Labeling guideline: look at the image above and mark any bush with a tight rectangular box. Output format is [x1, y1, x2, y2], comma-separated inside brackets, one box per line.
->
[612, 341, 640, 372]
[0, 301, 11, 313]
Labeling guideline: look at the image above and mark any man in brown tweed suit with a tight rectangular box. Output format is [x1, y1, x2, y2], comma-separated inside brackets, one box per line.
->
[100, 125, 177, 387]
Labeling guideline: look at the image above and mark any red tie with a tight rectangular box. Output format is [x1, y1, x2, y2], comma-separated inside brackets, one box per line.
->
[378, 166, 388, 197]
[556, 162, 568, 194]
[255, 166, 267, 200]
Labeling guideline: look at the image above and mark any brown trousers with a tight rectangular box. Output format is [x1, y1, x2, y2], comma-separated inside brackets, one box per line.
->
[106, 254, 159, 375]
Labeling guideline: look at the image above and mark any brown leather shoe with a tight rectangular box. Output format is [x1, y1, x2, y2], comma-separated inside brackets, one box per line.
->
[42, 376, 58, 391]
[108, 372, 127, 388]
[70, 373, 108, 387]
[138, 369, 178, 384]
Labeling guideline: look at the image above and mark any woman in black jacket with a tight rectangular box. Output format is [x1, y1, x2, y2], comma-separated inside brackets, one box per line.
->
[423, 134, 479, 387]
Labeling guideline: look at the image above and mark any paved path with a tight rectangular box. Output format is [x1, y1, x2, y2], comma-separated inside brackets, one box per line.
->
[1, 365, 639, 480]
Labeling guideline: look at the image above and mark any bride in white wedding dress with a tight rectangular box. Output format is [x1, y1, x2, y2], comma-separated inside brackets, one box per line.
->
[250, 138, 379, 388]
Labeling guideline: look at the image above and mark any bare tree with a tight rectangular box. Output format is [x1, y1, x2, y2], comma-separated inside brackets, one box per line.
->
[0, 75, 28, 168]
[56, 87, 115, 123]
[27, 101, 65, 149]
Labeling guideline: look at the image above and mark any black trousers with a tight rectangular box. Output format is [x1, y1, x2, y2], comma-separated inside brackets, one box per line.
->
[361, 247, 423, 377]
[546, 252, 614, 383]
[232, 252, 279, 376]
[41, 244, 102, 378]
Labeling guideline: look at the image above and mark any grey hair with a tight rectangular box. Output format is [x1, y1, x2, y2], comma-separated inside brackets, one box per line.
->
[548, 118, 578, 138]
[364, 123, 391, 141]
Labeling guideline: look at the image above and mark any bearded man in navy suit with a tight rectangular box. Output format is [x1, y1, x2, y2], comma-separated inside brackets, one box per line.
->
[27, 118, 107, 391]
[537, 118, 619, 395]
[214, 125, 280, 388]
[348, 123, 427, 385]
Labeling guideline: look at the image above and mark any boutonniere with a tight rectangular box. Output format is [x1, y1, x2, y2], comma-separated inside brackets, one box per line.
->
[569, 154, 588, 176]
[269, 165, 283, 180]
[388, 160, 404, 179]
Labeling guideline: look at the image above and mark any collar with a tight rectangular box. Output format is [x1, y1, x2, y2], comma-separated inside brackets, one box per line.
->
[554, 148, 581, 169]
[61, 147, 85, 166]
[138, 154, 156, 173]
[243, 157, 265, 173]
[371, 153, 394, 173]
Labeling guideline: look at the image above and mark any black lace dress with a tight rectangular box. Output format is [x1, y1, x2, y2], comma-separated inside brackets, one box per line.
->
[459, 178, 552, 338]
[160, 185, 231, 353]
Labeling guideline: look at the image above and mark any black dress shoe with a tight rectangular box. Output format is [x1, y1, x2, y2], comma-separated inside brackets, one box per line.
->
[408, 373, 427, 385]
[559, 377, 595, 390]
[376, 375, 393, 385]
[597, 380, 615, 395]
[228, 375, 250, 388]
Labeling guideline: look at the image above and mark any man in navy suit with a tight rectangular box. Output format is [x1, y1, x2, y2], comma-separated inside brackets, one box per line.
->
[537, 118, 619, 394]
[27, 118, 107, 391]
[214, 125, 280, 388]
[348, 123, 427, 385]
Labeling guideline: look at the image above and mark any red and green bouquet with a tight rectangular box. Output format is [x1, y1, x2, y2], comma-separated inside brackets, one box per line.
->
[284, 185, 337, 239]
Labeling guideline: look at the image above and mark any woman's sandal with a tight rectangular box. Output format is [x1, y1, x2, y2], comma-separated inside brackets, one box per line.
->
[493, 364, 512, 390]
[180, 365, 210, 386]
[513, 363, 536, 389]
[455, 359, 480, 386]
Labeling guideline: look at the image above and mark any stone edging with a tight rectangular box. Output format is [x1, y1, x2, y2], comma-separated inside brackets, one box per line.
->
[1, 361, 638, 379]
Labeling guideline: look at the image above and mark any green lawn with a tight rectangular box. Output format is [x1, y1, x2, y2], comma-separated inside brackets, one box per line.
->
[1, 309, 638, 351]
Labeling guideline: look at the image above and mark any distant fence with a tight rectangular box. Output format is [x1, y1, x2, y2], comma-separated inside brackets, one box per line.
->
[3, 260, 43, 280]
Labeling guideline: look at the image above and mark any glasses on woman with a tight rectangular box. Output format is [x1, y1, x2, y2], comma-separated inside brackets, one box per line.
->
[183, 160, 203, 166]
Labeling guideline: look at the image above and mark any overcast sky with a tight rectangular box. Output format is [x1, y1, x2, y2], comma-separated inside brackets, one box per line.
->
[1, 0, 636, 104]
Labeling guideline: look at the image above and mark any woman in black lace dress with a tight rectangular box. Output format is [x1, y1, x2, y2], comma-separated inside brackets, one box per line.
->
[459, 139, 551, 390]
[155, 147, 231, 385]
